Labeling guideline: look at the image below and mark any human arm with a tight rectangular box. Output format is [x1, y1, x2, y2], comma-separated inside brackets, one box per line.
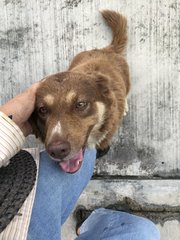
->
[0, 82, 41, 167]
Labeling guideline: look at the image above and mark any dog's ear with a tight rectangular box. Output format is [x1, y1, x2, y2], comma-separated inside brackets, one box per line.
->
[94, 74, 113, 104]
[95, 73, 110, 96]
[29, 111, 43, 140]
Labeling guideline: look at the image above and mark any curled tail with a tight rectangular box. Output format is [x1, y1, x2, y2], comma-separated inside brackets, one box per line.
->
[101, 10, 127, 54]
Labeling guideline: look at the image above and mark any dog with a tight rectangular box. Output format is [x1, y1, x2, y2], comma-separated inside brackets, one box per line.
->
[30, 10, 130, 173]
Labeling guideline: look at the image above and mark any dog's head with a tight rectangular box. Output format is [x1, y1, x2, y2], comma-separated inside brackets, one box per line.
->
[31, 72, 114, 173]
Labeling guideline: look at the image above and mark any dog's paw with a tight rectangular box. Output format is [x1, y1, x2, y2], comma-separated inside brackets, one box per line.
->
[96, 146, 110, 159]
[123, 98, 129, 116]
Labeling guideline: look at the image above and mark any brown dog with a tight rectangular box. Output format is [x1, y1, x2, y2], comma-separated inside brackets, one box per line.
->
[30, 10, 130, 173]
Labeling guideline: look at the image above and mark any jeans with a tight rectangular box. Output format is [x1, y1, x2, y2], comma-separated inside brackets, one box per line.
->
[77, 208, 160, 240]
[28, 149, 160, 240]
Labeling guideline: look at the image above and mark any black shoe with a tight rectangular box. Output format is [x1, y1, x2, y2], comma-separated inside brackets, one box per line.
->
[96, 146, 110, 159]
[74, 206, 92, 236]
[74, 203, 130, 236]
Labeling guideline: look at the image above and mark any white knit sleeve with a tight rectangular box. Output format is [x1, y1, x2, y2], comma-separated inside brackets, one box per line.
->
[0, 111, 25, 167]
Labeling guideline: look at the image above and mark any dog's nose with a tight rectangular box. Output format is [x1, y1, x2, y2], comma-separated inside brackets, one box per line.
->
[47, 141, 71, 159]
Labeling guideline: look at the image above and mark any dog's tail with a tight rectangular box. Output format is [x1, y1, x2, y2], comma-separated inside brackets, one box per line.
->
[101, 10, 127, 54]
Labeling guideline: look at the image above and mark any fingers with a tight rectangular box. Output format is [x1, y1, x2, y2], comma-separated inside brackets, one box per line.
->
[0, 81, 42, 136]
[28, 81, 42, 94]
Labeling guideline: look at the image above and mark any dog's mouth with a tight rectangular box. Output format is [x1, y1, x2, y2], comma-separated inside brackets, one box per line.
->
[58, 149, 84, 173]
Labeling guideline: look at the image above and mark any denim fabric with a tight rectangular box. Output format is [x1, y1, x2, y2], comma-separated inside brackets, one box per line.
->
[28, 149, 96, 240]
[28, 149, 160, 240]
[77, 208, 160, 240]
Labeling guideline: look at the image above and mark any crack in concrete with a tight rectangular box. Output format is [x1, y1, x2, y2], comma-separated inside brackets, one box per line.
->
[85, 197, 180, 225]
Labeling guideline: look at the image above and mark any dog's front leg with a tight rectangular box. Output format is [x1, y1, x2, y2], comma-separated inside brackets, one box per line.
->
[96, 138, 110, 159]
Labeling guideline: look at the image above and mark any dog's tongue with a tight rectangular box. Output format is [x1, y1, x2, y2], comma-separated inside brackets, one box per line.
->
[59, 149, 83, 173]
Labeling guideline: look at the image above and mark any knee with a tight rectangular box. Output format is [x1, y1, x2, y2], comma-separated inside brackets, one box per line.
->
[133, 216, 160, 240]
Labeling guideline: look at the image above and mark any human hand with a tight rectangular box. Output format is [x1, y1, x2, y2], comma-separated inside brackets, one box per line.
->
[0, 82, 41, 136]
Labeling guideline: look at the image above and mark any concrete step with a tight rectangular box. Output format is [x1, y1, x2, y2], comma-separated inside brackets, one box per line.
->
[62, 179, 180, 240]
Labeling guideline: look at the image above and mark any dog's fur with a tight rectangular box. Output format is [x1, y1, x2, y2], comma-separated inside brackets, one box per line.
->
[30, 10, 130, 171]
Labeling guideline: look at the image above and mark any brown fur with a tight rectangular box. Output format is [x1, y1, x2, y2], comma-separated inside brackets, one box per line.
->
[30, 10, 130, 161]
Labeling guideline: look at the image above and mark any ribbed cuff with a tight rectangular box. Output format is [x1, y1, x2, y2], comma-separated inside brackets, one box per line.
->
[0, 111, 25, 167]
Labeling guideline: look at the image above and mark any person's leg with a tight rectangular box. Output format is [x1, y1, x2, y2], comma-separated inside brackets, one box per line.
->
[27, 149, 96, 240]
[76, 208, 160, 240]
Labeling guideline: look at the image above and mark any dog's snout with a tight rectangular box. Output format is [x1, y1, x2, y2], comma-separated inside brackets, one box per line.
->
[47, 141, 71, 159]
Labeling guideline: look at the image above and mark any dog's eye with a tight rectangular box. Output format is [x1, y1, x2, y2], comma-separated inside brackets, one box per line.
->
[38, 106, 48, 116]
[75, 101, 88, 110]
